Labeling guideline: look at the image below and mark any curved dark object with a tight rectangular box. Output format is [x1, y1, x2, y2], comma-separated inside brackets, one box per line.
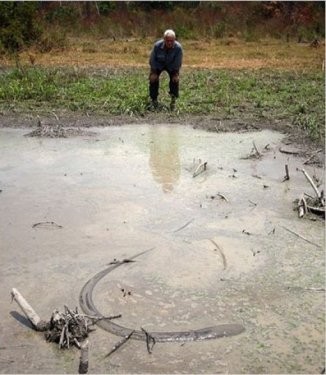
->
[79, 248, 245, 342]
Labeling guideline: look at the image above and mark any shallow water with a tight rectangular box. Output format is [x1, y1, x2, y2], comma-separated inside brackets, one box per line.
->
[0, 125, 324, 374]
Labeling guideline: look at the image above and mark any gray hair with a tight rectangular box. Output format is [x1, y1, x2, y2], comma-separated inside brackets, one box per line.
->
[164, 29, 176, 38]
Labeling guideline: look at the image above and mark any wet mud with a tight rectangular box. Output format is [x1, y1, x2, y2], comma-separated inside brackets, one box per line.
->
[0, 124, 324, 374]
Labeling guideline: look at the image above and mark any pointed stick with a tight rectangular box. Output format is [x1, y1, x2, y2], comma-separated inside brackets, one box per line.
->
[105, 331, 135, 358]
[11, 288, 48, 331]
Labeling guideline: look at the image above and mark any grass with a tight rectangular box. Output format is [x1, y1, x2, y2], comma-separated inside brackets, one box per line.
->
[0, 37, 324, 142]
[0, 65, 324, 141]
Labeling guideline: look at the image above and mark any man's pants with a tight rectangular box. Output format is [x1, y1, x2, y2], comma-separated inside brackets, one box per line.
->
[149, 69, 179, 101]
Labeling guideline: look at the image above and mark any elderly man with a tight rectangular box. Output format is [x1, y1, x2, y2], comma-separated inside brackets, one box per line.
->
[149, 29, 183, 111]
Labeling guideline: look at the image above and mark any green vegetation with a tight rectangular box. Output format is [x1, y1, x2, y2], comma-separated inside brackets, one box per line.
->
[0, 2, 324, 54]
[0, 66, 324, 141]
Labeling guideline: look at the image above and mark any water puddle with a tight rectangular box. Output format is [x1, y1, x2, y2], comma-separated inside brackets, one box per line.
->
[0, 124, 324, 373]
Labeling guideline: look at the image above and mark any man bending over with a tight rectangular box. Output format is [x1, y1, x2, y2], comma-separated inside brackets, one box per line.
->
[149, 29, 183, 111]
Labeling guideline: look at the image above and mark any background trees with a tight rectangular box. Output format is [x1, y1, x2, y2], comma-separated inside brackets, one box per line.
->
[0, 1, 324, 53]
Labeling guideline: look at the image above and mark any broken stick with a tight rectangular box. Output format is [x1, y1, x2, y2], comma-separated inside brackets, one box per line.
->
[141, 327, 156, 354]
[217, 193, 229, 202]
[299, 168, 323, 203]
[79, 340, 89, 374]
[193, 162, 207, 178]
[298, 195, 307, 218]
[105, 330, 135, 358]
[253, 141, 261, 158]
[11, 288, 48, 331]
[280, 225, 322, 248]
[283, 164, 290, 181]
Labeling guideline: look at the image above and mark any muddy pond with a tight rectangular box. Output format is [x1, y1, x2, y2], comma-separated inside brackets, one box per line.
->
[0, 124, 324, 374]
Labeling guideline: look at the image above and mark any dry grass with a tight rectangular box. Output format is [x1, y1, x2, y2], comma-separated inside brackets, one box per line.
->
[2, 37, 325, 72]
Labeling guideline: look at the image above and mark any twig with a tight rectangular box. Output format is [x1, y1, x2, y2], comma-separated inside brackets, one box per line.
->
[59, 325, 66, 349]
[209, 239, 227, 270]
[299, 168, 322, 202]
[141, 327, 156, 354]
[216, 193, 229, 202]
[193, 161, 207, 178]
[105, 330, 135, 358]
[280, 225, 322, 248]
[282, 164, 290, 182]
[74, 338, 81, 349]
[298, 195, 307, 218]
[173, 218, 194, 233]
[52, 111, 59, 121]
[65, 305, 79, 324]
[303, 149, 323, 165]
[253, 141, 261, 158]
[108, 259, 135, 265]
[279, 147, 300, 155]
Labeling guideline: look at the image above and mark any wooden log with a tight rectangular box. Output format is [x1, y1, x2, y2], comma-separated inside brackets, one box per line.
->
[11, 288, 48, 331]
[79, 340, 89, 374]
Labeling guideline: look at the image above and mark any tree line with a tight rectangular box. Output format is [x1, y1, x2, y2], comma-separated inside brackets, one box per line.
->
[0, 1, 324, 53]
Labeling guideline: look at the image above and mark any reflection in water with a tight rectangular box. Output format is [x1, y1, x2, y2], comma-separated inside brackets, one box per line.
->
[149, 127, 181, 193]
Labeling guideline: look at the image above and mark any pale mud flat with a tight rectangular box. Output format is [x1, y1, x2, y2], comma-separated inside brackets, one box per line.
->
[0, 124, 324, 374]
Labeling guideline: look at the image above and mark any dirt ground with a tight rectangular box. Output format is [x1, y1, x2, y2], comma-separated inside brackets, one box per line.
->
[0, 115, 324, 374]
